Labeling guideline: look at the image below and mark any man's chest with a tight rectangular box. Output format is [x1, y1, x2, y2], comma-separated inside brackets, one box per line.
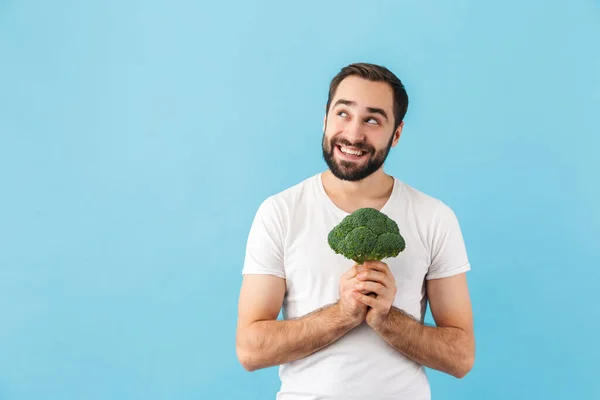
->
[280, 218, 432, 318]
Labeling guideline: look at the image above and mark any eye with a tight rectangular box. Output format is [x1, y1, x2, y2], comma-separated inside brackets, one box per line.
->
[337, 111, 348, 118]
[366, 117, 379, 125]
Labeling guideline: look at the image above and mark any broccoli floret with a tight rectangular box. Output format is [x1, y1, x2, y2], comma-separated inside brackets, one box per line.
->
[327, 207, 406, 264]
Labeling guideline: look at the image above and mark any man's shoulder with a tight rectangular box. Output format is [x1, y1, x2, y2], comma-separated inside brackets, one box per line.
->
[254, 173, 320, 216]
[395, 178, 445, 212]
[263, 173, 320, 206]
[394, 178, 461, 230]
[272, 173, 319, 199]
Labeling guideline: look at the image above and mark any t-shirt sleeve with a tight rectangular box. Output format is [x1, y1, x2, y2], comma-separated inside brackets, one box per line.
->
[241, 196, 286, 279]
[426, 201, 471, 280]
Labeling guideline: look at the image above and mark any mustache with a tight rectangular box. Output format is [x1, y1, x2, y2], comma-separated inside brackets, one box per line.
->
[331, 138, 374, 153]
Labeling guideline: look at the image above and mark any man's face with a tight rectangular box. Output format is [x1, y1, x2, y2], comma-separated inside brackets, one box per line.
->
[322, 76, 402, 182]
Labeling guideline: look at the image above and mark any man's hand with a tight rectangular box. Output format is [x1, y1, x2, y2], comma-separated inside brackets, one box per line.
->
[236, 273, 362, 372]
[336, 264, 370, 328]
[352, 261, 397, 330]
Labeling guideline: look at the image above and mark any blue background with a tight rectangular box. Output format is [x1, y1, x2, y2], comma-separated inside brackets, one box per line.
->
[1, 1, 598, 399]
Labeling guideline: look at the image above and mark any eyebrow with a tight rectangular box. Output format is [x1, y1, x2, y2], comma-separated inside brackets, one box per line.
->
[333, 99, 389, 121]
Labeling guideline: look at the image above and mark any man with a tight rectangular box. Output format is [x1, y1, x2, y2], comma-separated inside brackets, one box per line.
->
[236, 63, 475, 399]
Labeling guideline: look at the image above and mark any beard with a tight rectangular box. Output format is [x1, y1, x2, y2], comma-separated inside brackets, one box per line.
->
[321, 131, 394, 182]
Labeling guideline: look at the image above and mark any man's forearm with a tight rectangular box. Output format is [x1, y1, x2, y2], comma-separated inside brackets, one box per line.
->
[237, 303, 356, 371]
[373, 306, 475, 378]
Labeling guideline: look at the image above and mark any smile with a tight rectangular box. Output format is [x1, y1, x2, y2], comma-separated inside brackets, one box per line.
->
[336, 145, 368, 160]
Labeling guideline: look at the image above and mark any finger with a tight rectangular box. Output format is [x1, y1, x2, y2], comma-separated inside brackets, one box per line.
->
[345, 277, 368, 293]
[341, 264, 359, 280]
[351, 277, 379, 296]
[355, 281, 386, 295]
[362, 262, 395, 284]
[355, 264, 368, 274]
[363, 261, 389, 273]
[358, 270, 394, 288]
[352, 283, 373, 295]
[352, 290, 377, 306]
[342, 264, 370, 281]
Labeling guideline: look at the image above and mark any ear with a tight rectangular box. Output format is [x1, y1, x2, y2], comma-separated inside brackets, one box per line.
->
[391, 121, 404, 147]
[323, 114, 327, 132]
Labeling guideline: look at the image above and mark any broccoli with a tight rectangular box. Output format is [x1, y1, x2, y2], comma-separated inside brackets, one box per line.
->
[327, 207, 406, 264]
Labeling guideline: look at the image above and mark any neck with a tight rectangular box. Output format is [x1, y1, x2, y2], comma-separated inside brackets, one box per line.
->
[321, 168, 394, 205]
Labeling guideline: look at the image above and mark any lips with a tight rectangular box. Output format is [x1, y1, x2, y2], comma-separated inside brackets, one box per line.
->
[335, 144, 368, 161]
[339, 146, 364, 156]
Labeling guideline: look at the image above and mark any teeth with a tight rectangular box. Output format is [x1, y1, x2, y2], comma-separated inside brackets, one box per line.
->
[340, 146, 363, 156]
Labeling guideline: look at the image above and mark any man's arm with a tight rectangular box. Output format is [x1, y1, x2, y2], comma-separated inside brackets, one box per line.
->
[354, 263, 475, 378]
[236, 266, 366, 372]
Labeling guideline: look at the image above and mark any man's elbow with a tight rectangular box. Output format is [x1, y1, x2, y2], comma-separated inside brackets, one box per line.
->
[236, 337, 270, 372]
[236, 346, 258, 372]
[236, 338, 259, 372]
[451, 345, 475, 379]
[239, 359, 259, 372]
[452, 331, 475, 379]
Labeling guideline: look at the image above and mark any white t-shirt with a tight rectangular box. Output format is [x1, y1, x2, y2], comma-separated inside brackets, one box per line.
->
[242, 172, 471, 400]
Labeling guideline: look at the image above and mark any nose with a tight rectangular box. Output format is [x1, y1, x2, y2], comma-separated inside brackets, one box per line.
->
[345, 118, 365, 143]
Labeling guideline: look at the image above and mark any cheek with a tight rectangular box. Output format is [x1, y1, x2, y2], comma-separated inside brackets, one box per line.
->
[323, 127, 341, 143]
[325, 121, 344, 134]
[368, 130, 390, 144]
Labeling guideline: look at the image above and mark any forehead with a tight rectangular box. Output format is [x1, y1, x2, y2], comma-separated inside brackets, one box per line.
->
[331, 76, 394, 113]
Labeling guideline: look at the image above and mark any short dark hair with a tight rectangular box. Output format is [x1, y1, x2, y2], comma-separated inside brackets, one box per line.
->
[326, 62, 409, 130]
